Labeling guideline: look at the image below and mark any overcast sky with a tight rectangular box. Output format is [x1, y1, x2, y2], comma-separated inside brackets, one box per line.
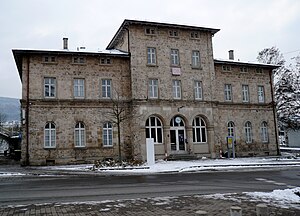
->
[1, 0, 299, 99]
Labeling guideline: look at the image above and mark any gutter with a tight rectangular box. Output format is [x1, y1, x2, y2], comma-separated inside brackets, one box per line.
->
[269, 69, 280, 155]
[25, 56, 30, 165]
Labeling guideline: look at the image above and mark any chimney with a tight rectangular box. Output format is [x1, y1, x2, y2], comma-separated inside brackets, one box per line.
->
[63, 38, 68, 50]
[228, 50, 234, 60]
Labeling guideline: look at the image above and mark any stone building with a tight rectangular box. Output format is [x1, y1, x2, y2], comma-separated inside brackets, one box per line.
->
[13, 20, 279, 165]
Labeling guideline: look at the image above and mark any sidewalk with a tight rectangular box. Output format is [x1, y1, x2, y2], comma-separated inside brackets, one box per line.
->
[0, 193, 299, 216]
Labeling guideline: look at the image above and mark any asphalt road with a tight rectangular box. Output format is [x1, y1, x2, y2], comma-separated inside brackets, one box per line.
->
[0, 167, 299, 206]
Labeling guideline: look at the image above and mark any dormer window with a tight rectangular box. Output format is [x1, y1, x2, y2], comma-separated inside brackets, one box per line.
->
[43, 56, 56, 63]
[191, 31, 200, 39]
[145, 28, 156, 35]
[169, 30, 179, 37]
[73, 56, 86, 64]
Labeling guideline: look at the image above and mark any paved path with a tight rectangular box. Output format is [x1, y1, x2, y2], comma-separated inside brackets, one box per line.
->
[1, 194, 299, 216]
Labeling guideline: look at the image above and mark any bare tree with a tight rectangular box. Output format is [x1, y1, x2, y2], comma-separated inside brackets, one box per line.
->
[105, 90, 132, 162]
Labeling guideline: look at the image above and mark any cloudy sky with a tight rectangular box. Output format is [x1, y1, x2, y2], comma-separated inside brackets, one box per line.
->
[1, 0, 299, 99]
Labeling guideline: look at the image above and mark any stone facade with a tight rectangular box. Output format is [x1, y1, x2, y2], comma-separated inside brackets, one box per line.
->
[13, 19, 279, 165]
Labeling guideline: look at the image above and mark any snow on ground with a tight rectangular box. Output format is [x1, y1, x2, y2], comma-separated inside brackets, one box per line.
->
[245, 187, 300, 209]
[200, 187, 300, 209]
[35, 156, 300, 174]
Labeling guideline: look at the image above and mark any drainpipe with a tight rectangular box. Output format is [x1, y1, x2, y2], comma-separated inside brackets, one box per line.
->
[25, 55, 30, 165]
[269, 69, 279, 155]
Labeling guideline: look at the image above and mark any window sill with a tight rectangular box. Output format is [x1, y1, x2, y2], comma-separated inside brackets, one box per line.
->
[103, 145, 113, 148]
[74, 146, 86, 149]
[42, 62, 58, 65]
[44, 147, 56, 149]
[191, 66, 202, 70]
[146, 64, 158, 67]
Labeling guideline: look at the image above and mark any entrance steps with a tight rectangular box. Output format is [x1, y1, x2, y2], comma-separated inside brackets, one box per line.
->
[166, 153, 198, 161]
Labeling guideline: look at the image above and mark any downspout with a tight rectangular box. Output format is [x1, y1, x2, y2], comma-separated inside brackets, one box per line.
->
[269, 69, 279, 155]
[25, 56, 30, 165]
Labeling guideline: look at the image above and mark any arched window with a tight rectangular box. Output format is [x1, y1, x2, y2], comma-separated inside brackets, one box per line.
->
[170, 115, 185, 127]
[227, 121, 235, 137]
[103, 122, 113, 147]
[192, 116, 207, 143]
[260, 122, 268, 143]
[244, 121, 252, 143]
[44, 122, 56, 148]
[75, 122, 85, 147]
[145, 116, 163, 143]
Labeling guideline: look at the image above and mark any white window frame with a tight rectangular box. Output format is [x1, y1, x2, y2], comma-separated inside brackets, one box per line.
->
[192, 116, 207, 143]
[75, 122, 85, 147]
[258, 86, 265, 103]
[148, 79, 158, 99]
[74, 78, 85, 98]
[145, 116, 163, 144]
[194, 81, 203, 100]
[224, 84, 232, 101]
[172, 80, 181, 99]
[261, 122, 269, 143]
[103, 122, 113, 147]
[171, 49, 180, 66]
[242, 85, 249, 103]
[244, 121, 253, 144]
[147, 47, 156, 65]
[102, 79, 112, 98]
[44, 122, 56, 148]
[44, 77, 56, 98]
[192, 50, 200, 68]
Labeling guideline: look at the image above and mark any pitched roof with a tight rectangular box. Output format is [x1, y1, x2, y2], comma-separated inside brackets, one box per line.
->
[107, 19, 220, 49]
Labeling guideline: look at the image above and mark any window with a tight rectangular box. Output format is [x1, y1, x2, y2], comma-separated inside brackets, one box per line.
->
[242, 85, 249, 103]
[244, 121, 252, 143]
[258, 86, 265, 103]
[147, 47, 156, 65]
[148, 79, 158, 99]
[74, 79, 85, 98]
[222, 65, 231, 71]
[73, 56, 86, 64]
[228, 121, 235, 137]
[44, 122, 56, 148]
[256, 68, 263, 74]
[172, 80, 181, 99]
[240, 67, 248, 73]
[145, 116, 163, 144]
[43, 56, 56, 63]
[224, 84, 232, 101]
[192, 116, 207, 143]
[44, 77, 56, 98]
[192, 51, 200, 68]
[102, 79, 111, 98]
[190, 31, 200, 39]
[75, 122, 85, 147]
[171, 49, 180, 66]
[194, 81, 203, 100]
[261, 122, 268, 143]
[169, 30, 179, 37]
[103, 122, 113, 147]
[145, 28, 156, 35]
[100, 58, 111, 65]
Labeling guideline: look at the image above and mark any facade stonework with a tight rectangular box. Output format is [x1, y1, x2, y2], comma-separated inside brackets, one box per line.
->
[13, 20, 279, 165]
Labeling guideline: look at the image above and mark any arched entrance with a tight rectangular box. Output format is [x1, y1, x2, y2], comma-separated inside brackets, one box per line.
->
[170, 116, 186, 153]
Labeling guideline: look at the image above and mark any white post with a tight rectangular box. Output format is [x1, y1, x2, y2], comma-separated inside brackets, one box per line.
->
[146, 138, 155, 165]
[256, 204, 268, 216]
[230, 206, 242, 216]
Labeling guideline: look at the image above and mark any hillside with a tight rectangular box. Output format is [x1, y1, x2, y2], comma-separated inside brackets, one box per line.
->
[0, 97, 20, 121]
